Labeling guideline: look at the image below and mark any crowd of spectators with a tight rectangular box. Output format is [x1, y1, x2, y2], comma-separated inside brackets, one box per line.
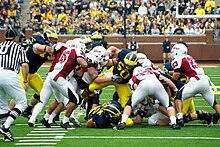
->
[0, 0, 219, 39]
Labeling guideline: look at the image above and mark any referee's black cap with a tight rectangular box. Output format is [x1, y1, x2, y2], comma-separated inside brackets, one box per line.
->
[5, 28, 17, 39]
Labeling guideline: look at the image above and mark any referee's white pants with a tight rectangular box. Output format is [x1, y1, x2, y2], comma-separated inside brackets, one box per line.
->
[0, 70, 27, 114]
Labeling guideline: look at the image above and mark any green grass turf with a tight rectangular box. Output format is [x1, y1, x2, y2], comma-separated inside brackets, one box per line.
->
[1, 66, 220, 147]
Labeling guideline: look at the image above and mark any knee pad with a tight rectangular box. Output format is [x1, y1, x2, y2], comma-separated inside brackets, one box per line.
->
[33, 93, 40, 101]
[175, 88, 184, 100]
[68, 88, 78, 104]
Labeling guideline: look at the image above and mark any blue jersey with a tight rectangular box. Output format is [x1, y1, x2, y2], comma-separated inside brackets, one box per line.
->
[89, 100, 122, 128]
[113, 48, 141, 84]
[26, 34, 51, 73]
[89, 106, 112, 128]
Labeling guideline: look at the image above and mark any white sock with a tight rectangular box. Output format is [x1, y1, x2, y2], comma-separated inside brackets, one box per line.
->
[29, 103, 44, 123]
[62, 116, 69, 124]
[177, 113, 183, 119]
[4, 117, 14, 129]
[122, 114, 128, 123]
[170, 116, 177, 125]
[48, 112, 57, 124]
[44, 112, 50, 121]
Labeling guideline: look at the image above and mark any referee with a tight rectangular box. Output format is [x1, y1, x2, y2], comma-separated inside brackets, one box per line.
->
[0, 28, 29, 142]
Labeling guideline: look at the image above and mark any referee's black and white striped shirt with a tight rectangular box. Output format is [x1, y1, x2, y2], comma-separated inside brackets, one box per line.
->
[0, 40, 29, 73]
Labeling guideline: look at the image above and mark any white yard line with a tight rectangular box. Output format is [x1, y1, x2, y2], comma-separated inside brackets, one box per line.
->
[13, 136, 220, 140]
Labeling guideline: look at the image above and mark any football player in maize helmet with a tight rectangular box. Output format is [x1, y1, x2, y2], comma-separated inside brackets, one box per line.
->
[91, 31, 102, 48]
[80, 35, 92, 53]
[86, 100, 122, 128]
[18, 29, 57, 121]
[43, 28, 58, 46]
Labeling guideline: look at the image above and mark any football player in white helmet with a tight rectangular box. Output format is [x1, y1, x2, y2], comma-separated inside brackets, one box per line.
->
[137, 52, 159, 71]
[171, 43, 220, 127]
[113, 66, 180, 130]
[66, 38, 86, 51]
[90, 46, 109, 72]
[170, 43, 188, 60]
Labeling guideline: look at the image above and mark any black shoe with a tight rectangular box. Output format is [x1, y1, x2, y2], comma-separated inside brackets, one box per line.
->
[3, 135, 11, 142]
[0, 125, 14, 142]
[171, 124, 181, 129]
[177, 118, 185, 127]
[69, 117, 82, 127]
[40, 118, 51, 128]
[205, 113, 213, 127]
[28, 122, 35, 127]
[113, 122, 126, 130]
[213, 113, 220, 124]
[21, 109, 32, 119]
[49, 121, 58, 126]
[60, 122, 72, 130]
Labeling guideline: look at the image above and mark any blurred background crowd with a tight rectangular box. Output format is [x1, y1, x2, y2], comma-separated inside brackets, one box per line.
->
[0, 0, 219, 42]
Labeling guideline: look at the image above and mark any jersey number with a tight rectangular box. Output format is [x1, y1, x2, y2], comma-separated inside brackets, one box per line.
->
[59, 50, 71, 64]
[117, 62, 130, 79]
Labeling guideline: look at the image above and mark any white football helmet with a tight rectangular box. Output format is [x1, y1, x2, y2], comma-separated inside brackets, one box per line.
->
[171, 43, 188, 60]
[137, 53, 148, 65]
[90, 46, 109, 67]
[86, 53, 98, 65]
[66, 38, 86, 51]
[133, 66, 146, 76]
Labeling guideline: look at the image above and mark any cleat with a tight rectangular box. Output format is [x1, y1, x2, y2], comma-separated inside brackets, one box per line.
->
[0, 125, 14, 142]
[3, 135, 11, 142]
[21, 109, 32, 119]
[40, 118, 51, 128]
[213, 113, 220, 124]
[171, 124, 181, 129]
[177, 118, 185, 127]
[28, 122, 35, 127]
[113, 122, 126, 130]
[49, 121, 58, 126]
[205, 113, 213, 127]
[60, 122, 73, 130]
[69, 117, 82, 127]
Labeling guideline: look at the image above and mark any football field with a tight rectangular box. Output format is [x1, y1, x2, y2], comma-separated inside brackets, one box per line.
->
[2, 65, 220, 147]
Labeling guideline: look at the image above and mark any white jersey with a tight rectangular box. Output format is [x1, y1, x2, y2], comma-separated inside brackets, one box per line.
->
[129, 67, 170, 109]
[171, 55, 205, 80]
[172, 55, 215, 107]
[48, 47, 86, 81]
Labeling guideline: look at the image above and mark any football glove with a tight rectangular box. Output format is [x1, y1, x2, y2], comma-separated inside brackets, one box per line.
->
[111, 75, 122, 82]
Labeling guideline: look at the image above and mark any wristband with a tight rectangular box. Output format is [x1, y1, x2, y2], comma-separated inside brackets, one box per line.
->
[24, 81, 28, 83]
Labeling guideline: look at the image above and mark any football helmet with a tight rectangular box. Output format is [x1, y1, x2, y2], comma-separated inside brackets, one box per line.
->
[90, 46, 109, 68]
[171, 43, 188, 60]
[137, 53, 147, 65]
[66, 38, 86, 51]
[91, 31, 102, 40]
[86, 53, 98, 65]
[43, 28, 58, 46]
[124, 52, 138, 69]
[103, 103, 122, 125]
[80, 35, 92, 53]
